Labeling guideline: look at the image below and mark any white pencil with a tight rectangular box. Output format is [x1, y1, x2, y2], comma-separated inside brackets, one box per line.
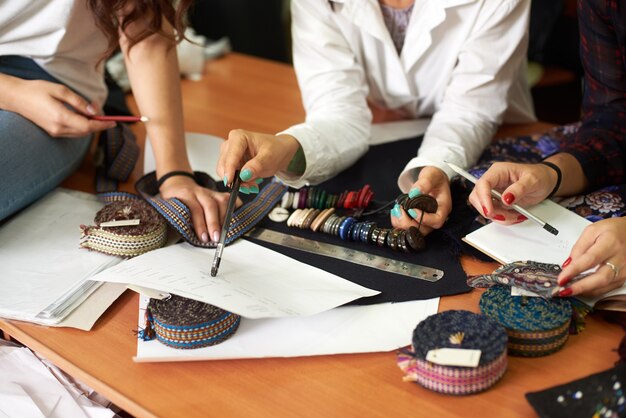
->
[445, 161, 559, 236]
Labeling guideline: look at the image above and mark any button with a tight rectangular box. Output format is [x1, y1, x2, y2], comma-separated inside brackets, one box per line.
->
[268, 206, 290, 222]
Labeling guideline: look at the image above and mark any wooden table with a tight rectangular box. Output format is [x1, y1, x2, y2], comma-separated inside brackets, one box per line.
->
[1, 53, 623, 418]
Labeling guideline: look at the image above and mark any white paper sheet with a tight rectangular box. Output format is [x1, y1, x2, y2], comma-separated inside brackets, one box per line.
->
[92, 241, 380, 318]
[0, 345, 115, 418]
[144, 132, 222, 179]
[463, 199, 591, 265]
[370, 119, 430, 145]
[134, 295, 439, 361]
[0, 189, 125, 327]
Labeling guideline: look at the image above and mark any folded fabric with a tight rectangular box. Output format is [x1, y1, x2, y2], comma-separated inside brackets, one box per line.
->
[526, 362, 626, 417]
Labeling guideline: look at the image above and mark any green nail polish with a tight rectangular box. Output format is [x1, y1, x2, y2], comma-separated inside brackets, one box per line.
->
[240, 168, 253, 182]
[408, 187, 421, 198]
[255, 178, 264, 184]
[239, 186, 250, 194]
[223, 175, 228, 187]
[408, 208, 418, 219]
[391, 204, 401, 218]
[249, 185, 259, 194]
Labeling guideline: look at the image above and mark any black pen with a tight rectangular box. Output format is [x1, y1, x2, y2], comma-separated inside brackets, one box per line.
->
[445, 161, 559, 236]
[211, 170, 241, 276]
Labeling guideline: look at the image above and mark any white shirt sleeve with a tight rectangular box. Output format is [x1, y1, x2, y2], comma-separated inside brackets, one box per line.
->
[276, 0, 371, 189]
[398, 0, 533, 191]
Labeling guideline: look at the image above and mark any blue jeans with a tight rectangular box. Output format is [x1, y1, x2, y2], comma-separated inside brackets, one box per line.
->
[0, 56, 92, 221]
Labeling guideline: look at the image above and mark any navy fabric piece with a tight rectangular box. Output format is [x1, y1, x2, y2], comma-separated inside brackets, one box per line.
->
[247, 136, 472, 305]
[526, 363, 626, 417]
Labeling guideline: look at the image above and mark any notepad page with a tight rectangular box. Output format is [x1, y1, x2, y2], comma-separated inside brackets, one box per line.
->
[463, 199, 591, 265]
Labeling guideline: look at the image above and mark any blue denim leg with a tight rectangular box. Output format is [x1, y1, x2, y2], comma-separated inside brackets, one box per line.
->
[0, 111, 91, 221]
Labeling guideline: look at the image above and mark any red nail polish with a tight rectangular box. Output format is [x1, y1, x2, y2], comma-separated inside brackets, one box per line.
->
[494, 214, 505, 221]
[482, 206, 488, 216]
[558, 288, 573, 297]
[559, 276, 571, 286]
[503, 193, 515, 205]
[517, 214, 527, 221]
[562, 257, 572, 268]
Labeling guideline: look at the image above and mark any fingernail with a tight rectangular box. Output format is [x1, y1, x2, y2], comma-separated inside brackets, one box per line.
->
[249, 185, 259, 194]
[408, 208, 419, 219]
[562, 257, 572, 268]
[391, 204, 401, 218]
[408, 187, 421, 198]
[503, 193, 515, 205]
[223, 175, 228, 187]
[559, 276, 571, 286]
[240, 168, 253, 182]
[482, 206, 488, 216]
[517, 215, 527, 221]
[213, 231, 220, 242]
[494, 214, 506, 221]
[201, 232, 208, 243]
[558, 287, 573, 297]
[239, 186, 250, 194]
[255, 178, 264, 184]
[86, 104, 97, 115]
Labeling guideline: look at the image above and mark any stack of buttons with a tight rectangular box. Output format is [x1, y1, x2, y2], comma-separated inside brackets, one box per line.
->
[280, 185, 374, 210]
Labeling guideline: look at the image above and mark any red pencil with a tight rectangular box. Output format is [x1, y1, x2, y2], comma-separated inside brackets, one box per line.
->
[89, 115, 150, 122]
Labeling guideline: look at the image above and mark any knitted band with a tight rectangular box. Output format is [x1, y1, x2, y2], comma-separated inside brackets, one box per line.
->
[539, 161, 562, 198]
[156, 171, 196, 189]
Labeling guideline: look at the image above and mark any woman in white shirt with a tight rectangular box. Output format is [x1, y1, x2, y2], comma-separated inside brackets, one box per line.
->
[218, 0, 535, 234]
[0, 0, 229, 244]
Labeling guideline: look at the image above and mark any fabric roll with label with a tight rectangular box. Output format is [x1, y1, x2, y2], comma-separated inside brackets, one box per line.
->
[80, 198, 167, 258]
[480, 285, 572, 357]
[397, 310, 508, 395]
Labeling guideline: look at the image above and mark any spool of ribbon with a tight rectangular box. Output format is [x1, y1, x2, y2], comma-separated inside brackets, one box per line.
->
[479, 285, 572, 357]
[397, 310, 508, 395]
[80, 197, 167, 258]
[141, 294, 241, 349]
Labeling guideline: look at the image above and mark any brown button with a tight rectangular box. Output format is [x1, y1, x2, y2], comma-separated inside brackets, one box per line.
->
[398, 230, 411, 253]
[377, 229, 389, 247]
[406, 226, 426, 251]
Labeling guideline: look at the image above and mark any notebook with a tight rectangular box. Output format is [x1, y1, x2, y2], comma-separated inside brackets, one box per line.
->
[464, 199, 626, 311]
[463, 199, 590, 265]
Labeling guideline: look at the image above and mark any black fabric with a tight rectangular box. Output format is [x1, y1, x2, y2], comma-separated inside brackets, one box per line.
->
[247, 136, 472, 305]
[526, 363, 626, 417]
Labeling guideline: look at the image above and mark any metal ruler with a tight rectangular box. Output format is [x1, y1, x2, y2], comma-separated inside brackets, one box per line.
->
[246, 228, 444, 282]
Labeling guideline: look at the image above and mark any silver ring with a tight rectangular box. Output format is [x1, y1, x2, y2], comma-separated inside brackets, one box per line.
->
[605, 262, 619, 279]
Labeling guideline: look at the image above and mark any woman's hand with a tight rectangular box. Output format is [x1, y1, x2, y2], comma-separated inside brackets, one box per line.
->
[2, 76, 115, 137]
[558, 218, 626, 297]
[217, 129, 301, 188]
[390, 166, 452, 235]
[468, 162, 557, 224]
[158, 175, 235, 244]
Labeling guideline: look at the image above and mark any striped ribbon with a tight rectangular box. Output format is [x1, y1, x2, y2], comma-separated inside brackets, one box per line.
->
[95, 124, 288, 248]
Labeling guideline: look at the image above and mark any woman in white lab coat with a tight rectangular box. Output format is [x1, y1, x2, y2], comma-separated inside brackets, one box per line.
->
[218, 0, 535, 234]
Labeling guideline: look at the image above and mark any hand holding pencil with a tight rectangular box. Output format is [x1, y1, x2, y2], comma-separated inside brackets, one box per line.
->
[448, 161, 559, 235]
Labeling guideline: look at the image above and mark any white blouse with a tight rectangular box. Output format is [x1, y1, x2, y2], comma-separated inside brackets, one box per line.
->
[0, 1, 108, 106]
[279, 0, 536, 191]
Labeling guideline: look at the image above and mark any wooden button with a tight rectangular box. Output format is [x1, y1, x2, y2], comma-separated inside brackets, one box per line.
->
[406, 226, 426, 251]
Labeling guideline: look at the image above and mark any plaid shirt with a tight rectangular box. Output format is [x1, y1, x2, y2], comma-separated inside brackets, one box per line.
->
[560, 0, 626, 189]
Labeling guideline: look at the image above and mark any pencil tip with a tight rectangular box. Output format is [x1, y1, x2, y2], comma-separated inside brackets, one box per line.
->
[210, 266, 217, 277]
[544, 224, 559, 236]
[140, 116, 150, 122]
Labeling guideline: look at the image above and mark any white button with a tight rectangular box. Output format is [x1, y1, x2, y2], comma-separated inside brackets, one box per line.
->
[269, 207, 291, 223]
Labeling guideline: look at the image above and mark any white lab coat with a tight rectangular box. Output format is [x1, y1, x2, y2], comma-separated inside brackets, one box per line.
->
[278, 0, 536, 191]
